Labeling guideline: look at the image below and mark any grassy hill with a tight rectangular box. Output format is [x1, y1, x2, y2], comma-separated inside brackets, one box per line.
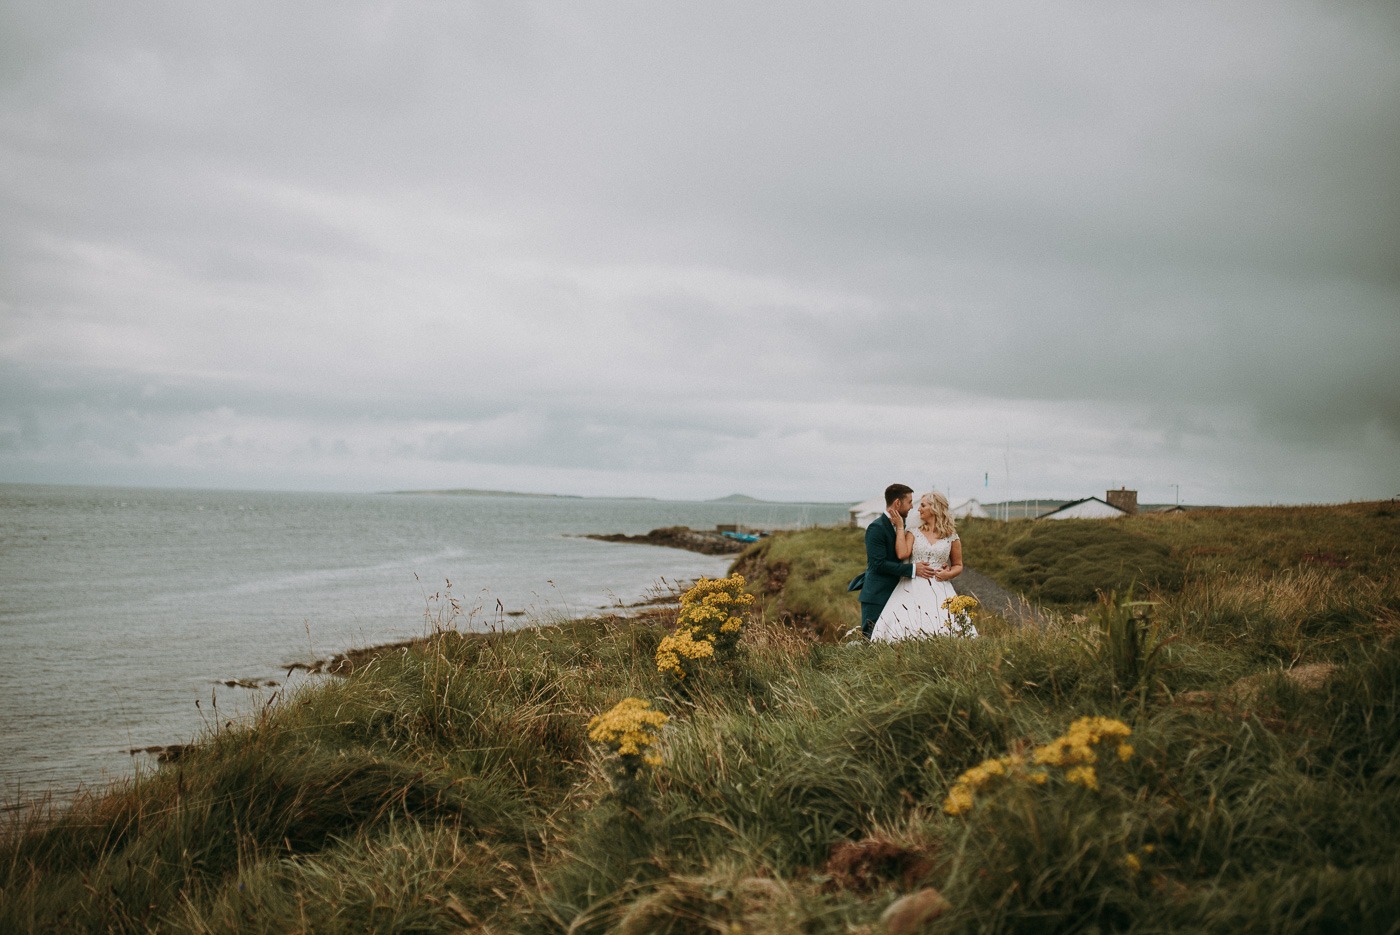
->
[3, 502, 1397, 933]
[736, 500, 1399, 637]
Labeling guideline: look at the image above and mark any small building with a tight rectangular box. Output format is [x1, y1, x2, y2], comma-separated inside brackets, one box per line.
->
[1038, 496, 1130, 520]
[951, 498, 990, 519]
[849, 496, 886, 528]
[852, 495, 991, 526]
[982, 500, 1068, 520]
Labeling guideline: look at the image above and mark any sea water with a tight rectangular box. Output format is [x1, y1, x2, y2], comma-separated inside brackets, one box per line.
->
[0, 484, 848, 804]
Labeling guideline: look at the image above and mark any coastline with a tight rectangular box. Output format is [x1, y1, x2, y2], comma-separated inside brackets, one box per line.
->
[581, 525, 751, 555]
[114, 585, 694, 772]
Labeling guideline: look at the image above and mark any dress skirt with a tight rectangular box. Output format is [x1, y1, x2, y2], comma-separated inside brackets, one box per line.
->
[870, 575, 972, 641]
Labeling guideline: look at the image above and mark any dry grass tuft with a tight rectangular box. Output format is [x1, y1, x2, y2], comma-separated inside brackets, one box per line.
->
[822, 837, 937, 894]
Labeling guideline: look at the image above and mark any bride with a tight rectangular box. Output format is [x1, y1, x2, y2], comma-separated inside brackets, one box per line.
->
[870, 491, 977, 641]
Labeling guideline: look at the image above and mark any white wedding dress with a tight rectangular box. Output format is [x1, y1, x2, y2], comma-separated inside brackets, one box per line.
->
[870, 530, 977, 641]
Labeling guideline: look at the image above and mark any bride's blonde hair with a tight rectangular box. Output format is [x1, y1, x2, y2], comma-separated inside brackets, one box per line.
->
[918, 491, 956, 539]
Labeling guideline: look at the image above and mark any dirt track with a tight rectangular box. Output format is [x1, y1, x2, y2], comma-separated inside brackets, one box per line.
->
[954, 566, 1052, 628]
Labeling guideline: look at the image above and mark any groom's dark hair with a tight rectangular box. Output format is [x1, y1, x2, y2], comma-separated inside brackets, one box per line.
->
[884, 483, 914, 505]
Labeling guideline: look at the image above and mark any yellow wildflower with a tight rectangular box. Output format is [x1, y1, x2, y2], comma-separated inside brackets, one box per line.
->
[1065, 766, 1098, 790]
[587, 697, 668, 762]
[944, 717, 1132, 815]
[1124, 845, 1153, 875]
[943, 785, 976, 816]
[661, 574, 753, 678]
[942, 754, 1022, 814]
[941, 595, 980, 615]
[941, 594, 980, 636]
[656, 626, 715, 679]
[1032, 717, 1131, 767]
[681, 574, 754, 609]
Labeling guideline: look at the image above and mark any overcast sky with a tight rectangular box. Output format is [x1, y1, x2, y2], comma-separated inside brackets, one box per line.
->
[2, 1, 1397, 505]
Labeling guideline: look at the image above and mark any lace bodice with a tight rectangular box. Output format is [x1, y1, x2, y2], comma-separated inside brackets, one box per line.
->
[912, 530, 958, 568]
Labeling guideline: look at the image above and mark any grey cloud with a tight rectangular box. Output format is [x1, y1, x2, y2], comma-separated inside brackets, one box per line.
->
[0, 363, 525, 428]
[2, 0, 1397, 502]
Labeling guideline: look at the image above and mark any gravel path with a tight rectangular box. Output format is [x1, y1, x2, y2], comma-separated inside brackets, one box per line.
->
[954, 567, 1052, 629]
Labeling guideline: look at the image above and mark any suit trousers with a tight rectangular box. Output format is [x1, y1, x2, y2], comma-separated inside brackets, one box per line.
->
[860, 601, 883, 638]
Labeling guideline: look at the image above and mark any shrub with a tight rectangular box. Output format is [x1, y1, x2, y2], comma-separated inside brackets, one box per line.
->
[587, 697, 669, 806]
[1007, 521, 1186, 604]
[655, 574, 753, 682]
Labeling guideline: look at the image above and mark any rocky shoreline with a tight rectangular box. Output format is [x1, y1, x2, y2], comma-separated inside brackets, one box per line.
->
[582, 525, 752, 555]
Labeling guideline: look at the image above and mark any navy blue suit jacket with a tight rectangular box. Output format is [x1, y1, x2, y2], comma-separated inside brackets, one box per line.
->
[859, 514, 913, 607]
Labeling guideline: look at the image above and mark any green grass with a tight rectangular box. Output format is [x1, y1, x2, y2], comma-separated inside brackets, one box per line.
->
[738, 501, 1400, 634]
[3, 503, 1398, 933]
[732, 525, 869, 639]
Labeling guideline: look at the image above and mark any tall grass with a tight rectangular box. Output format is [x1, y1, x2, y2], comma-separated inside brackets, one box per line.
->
[4, 502, 1398, 933]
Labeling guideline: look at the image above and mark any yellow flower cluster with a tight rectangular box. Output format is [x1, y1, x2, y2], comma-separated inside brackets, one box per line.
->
[656, 574, 754, 680]
[941, 752, 1026, 816]
[681, 576, 753, 632]
[941, 594, 979, 636]
[942, 595, 980, 616]
[655, 625, 716, 679]
[1030, 716, 1132, 769]
[587, 697, 669, 767]
[1065, 765, 1098, 790]
[943, 716, 1134, 816]
[1123, 844, 1154, 875]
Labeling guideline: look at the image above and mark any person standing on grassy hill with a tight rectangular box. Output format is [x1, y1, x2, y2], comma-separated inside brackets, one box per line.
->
[870, 491, 975, 641]
[853, 483, 937, 640]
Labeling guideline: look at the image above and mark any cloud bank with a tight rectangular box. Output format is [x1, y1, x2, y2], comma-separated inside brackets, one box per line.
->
[3, 0, 1397, 504]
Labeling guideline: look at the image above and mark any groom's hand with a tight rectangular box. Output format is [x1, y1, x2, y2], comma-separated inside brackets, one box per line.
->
[915, 561, 935, 579]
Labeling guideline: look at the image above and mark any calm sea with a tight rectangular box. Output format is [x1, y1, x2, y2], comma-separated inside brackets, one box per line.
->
[0, 484, 848, 804]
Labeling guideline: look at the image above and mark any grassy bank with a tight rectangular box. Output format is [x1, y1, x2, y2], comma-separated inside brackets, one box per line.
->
[3, 503, 1398, 933]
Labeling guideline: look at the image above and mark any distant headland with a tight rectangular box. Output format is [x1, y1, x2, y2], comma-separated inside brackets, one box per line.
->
[385, 489, 852, 505]
[384, 487, 587, 498]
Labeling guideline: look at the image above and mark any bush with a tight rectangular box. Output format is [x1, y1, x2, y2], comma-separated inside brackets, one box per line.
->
[1006, 521, 1186, 604]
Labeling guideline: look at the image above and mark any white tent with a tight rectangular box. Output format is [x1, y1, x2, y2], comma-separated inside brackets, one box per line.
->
[1038, 496, 1128, 520]
[853, 493, 988, 526]
[849, 497, 886, 528]
[951, 498, 990, 519]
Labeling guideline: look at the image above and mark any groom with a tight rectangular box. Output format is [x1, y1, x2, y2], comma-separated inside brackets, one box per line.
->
[857, 483, 936, 639]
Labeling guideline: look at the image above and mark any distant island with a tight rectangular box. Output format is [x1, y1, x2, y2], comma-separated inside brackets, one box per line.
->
[708, 493, 854, 505]
[386, 488, 585, 499]
[387, 489, 852, 504]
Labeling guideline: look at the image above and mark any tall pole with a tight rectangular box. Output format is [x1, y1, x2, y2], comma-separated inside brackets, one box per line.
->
[1003, 435, 1011, 522]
